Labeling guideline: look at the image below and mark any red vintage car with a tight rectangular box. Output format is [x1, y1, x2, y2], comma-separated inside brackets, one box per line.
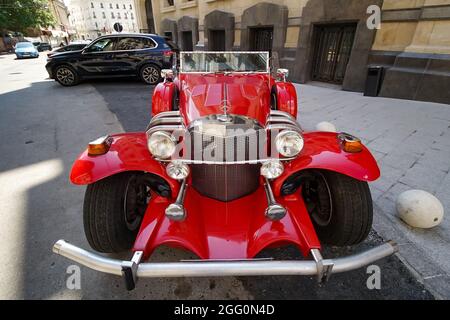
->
[53, 52, 397, 290]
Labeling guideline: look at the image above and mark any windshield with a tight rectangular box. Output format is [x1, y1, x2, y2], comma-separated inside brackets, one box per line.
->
[16, 42, 34, 49]
[180, 52, 269, 73]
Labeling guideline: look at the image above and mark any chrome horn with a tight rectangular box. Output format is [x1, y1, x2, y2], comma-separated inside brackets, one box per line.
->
[276, 68, 289, 82]
[165, 179, 187, 221]
[263, 178, 287, 221]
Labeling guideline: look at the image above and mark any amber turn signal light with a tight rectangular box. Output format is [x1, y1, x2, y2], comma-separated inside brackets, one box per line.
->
[88, 135, 113, 156]
[338, 133, 363, 153]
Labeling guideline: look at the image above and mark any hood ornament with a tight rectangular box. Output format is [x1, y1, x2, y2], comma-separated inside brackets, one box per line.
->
[217, 83, 233, 122]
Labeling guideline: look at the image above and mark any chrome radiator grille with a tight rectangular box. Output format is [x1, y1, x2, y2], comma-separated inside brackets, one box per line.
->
[191, 163, 260, 202]
[187, 114, 264, 201]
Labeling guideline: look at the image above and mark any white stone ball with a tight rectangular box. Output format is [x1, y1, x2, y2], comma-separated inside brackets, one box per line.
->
[315, 121, 337, 132]
[396, 190, 444, 229]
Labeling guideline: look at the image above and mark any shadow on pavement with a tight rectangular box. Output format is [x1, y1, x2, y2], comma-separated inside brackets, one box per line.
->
[90, 78, 154, 132]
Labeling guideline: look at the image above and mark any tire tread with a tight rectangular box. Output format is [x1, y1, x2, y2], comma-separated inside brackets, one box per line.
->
[83, 173, 138, 253]
[314, 171, 373, 246]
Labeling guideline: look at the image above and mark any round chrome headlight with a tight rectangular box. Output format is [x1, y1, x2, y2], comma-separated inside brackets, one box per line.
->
[261, 160, 284, 179]
[166, 161, 190, 180]
[275, 130, 304, 157]
[148, 131, 176, 159]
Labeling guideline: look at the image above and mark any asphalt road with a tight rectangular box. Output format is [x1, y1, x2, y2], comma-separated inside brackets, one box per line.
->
[0, 53, 434, 299]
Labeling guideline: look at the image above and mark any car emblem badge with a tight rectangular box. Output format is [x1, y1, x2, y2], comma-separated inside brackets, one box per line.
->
[218, 84, 232, 122]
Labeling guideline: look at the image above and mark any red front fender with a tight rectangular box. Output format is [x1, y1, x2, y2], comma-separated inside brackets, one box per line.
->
[151, 81, 177, 116]
[70, 132, 178, 192]
[273, 132, 380, 196]
[275, 81, 298, 118]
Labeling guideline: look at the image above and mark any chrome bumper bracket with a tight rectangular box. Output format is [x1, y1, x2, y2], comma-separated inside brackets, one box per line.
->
[311, 249, 334, 283]
[121, 251, 143, 290]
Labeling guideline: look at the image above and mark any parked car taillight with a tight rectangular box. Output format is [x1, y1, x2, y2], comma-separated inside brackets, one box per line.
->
[163, 50, 173, 57]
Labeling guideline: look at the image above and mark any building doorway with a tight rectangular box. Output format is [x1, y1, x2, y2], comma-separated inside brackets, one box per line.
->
[164, 31, 173, 40]
[182, 31, 193, 51]
[311, 23, 357, 84]
[209, 29, 226, 51]
[145, 0, 155, 33]
[249, 27, 273, 53]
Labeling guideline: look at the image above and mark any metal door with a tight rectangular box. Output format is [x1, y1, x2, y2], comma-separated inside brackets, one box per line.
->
[311, 24, 356, 84]
[209, 29, 226, 51]
[182, 31, 193, 51]
[250, 27, 273, 53]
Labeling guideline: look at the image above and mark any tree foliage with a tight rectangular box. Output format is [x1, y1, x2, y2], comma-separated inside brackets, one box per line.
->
[0, 0, 56, 33]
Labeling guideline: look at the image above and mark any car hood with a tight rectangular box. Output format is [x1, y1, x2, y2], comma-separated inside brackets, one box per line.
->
[50, 50, 82, 59]
[178, 73, 272, 126]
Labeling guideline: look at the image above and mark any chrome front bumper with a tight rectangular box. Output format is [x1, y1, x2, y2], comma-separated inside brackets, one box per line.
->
[53, 239, 398, 290]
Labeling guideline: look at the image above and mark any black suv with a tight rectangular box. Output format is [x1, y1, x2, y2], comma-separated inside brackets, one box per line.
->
[33, 42, 52, 51]
[45, 34, 178, 86]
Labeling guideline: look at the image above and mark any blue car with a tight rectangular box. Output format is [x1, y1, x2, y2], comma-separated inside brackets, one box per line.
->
[15, 42, 39, 59]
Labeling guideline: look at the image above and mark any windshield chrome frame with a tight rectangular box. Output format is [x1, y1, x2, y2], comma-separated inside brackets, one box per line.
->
[179, 51, 270, 74]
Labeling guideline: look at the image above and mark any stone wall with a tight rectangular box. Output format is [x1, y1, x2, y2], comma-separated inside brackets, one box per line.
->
[147, 0, 450, 104]
[370, 0, 450, 104]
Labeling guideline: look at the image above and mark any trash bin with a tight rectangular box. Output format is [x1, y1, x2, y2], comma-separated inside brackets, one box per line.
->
[364, 66, 384, 97]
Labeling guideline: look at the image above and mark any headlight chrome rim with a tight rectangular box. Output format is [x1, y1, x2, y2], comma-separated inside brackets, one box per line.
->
[148, 131, 176, 159]
[275, 130, 304, 157]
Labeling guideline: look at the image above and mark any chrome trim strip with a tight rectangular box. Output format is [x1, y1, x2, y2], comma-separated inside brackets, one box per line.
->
[157, 158, 296, 165]
[151, 111, 181, 121]
[266, 124, 303, 133]
[266, 116, 300, 127]
[270, 110, 297, 120]
[148, 118, 183, 127]
[146, 125, 184, 135]
[83, 35, 159, 54]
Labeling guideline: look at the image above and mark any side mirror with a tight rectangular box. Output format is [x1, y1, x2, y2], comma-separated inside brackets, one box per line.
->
[276, 68, 289, 82]
[161, 69, 174, 81]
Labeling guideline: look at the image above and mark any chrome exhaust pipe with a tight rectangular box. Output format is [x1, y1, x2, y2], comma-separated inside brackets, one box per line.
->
[53, 240, 397, 280]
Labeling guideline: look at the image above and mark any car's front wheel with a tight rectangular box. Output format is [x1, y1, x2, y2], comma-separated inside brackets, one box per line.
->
[140, 64, 161, 85]
[302, 170, 373, 246]
[54, 65, 79, 86]
[83, 172, 149, 253]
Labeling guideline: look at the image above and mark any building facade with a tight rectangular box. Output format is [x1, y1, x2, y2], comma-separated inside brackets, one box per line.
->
[145, 0, 450, 104]
[28, 0, 73, 46]
[68, 0, 140, 40]
[47, 0, 73, 44]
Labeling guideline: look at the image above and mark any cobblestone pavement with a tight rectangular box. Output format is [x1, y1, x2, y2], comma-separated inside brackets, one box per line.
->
[296, 83, 450, 298]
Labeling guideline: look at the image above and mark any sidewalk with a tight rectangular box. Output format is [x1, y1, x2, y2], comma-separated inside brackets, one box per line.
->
[296, 83, 450, 299]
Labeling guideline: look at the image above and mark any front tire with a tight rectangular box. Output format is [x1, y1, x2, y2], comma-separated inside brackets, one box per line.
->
[83, 172, 149, 253]
[302, 170, 373, 246]
[140, 64, 161, 85]
[54, 65, 79, 86]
